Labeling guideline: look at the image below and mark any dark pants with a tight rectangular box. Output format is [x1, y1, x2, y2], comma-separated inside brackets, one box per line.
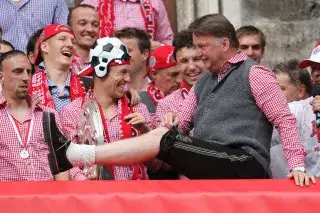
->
[157, 128, 268, 179]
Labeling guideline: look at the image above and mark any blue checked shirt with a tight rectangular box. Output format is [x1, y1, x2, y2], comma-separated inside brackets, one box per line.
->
[47, 72, 72, 112]
[0, 0, 68, 52]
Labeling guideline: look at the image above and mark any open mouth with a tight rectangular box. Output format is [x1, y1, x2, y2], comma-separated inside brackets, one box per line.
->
[61, 50, 72, 58]
[188, 72, 201, 77]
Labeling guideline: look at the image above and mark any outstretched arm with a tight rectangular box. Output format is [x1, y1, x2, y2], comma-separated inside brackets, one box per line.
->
[66, 127, 169, 167]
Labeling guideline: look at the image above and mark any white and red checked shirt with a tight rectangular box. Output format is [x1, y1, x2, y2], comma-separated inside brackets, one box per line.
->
[156, 89, 185, 120]
[71, 53, 90, 75]
[0, 94, 62, 181]
[60, 96, 153, 180]
[178, 51, 306, 171]
[82, 0, 173, 44]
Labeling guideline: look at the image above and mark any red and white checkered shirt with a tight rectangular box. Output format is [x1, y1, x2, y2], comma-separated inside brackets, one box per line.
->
[178, 51, 306, 170]
[60, 96, 153, 180]
[82, 0, 173, 44]
[0, 94, 62, 181]
[71, 53, 90, 75]
[156, 89, 184, 120]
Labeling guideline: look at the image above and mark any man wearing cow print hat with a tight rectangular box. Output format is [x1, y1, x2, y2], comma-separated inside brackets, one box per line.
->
[59, 37, 153, 180]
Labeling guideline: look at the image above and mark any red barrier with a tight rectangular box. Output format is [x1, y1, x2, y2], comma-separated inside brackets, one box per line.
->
[0, 180, 318, 213]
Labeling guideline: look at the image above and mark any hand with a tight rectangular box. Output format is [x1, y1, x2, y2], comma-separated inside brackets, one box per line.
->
[311, 95, 320, 112]
[160, 112, 180, 128]
[125, 112, 150, 133]
[125, 88, 141, 107]
[287, 171, 316, 186]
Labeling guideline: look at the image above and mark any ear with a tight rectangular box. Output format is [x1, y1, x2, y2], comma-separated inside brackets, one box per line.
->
[221, 38, 230, 51]
[298, 84, 307, 99]
[40, 42, 49, 54]
[141, 49, 150, 62]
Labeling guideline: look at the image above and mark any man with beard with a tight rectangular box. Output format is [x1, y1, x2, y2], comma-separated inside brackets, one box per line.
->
[68, 4, 99, 74]
[60, 37, 153, 180]
[139, 45, 181, 114]
[0, 50, 68, 181]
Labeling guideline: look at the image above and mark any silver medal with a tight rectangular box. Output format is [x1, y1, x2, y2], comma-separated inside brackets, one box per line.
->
[20, 149, 29, 159]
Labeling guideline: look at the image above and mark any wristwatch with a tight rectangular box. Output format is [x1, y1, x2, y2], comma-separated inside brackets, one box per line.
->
[291, 166, 306, 173]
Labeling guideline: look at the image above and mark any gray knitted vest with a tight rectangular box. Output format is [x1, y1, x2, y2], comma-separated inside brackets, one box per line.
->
[194, 58, 273, 170]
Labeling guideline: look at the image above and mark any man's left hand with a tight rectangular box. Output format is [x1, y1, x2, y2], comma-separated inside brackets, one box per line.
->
[125, 88, 141, 106]
[287, 171, 316, 186]
[125, 112, 150, 133]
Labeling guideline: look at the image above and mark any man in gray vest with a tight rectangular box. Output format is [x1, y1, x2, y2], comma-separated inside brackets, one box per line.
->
[43, 14, 315, 186]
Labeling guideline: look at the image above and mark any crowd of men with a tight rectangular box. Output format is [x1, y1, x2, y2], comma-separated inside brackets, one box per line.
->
[0, 0, 319, 186]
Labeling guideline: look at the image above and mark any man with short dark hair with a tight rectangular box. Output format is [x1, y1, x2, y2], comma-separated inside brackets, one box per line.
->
[273, 59, 312, 102]
[236, 25, 266, 64]
[115, 27, 151, 92]
[0, 50, 68, 181]
[156, 30, 205, 119]
[68, 4, 99, 74]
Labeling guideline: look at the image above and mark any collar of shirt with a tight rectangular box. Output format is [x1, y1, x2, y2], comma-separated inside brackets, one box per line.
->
[47, 71, 71, 93]
[218, 51, 248, 78]
[104, 99, 123, 121]
[0, 93, 43, 111]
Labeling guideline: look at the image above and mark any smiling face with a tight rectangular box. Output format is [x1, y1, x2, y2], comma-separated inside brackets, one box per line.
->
[41, 32, 76, 67]
[97, 64, 131, 99]
[176, 47, 205, 86]
[0, 54, 32, 100]
[192, 34, 225, 73]
[71, 7, 99, 50]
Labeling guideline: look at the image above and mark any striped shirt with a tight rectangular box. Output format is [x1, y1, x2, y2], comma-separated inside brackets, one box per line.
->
[0, 0, 68, 52]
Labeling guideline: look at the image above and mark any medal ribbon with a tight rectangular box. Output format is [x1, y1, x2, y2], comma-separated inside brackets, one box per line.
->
[6, 110, 34, 149]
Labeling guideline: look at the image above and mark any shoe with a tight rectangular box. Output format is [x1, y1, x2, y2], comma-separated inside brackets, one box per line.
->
[158, 126, 192, 158]
[43, 112, 73, 175]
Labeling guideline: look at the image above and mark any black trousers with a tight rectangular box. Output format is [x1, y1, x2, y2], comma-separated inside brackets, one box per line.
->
[157, 128, 268, 179]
